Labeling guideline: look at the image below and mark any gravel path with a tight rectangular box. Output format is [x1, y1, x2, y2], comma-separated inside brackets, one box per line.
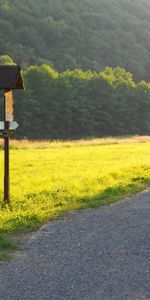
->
[0, 190, 150, 300]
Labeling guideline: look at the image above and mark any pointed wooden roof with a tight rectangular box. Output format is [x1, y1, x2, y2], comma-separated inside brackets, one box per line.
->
[0, 65, 24, 90]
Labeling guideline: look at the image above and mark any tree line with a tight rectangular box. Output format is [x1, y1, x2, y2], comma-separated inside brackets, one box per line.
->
[5, 64, 149, 140]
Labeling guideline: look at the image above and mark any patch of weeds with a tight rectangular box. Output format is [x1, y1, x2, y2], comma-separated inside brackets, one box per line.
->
[26, 189, 71, 202]
[50, 189, 70, 199]
[132, 176, 146, 182]
[54, 201, 64, 207]
[26, 192, 39, 199]
[0, 234, 19, 261]
[0, 252, 13, 261]
[0, 234, 17, 250]
[7, 214, 44, 233]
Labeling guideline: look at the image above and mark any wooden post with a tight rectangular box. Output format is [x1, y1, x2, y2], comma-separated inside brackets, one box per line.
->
[3, 93, 10, 205]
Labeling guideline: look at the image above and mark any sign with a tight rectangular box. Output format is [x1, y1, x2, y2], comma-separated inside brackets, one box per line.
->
[0, 130, 15, 138]
[0, 121, 19, 130]
[4, 90, 14, 121]
[0, 65, 24, 206]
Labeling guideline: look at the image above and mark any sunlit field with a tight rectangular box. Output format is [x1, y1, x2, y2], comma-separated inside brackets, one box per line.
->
[0, 136, 150, 234]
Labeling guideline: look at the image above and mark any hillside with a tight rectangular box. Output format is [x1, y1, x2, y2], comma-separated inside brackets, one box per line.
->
[0, 0, 150, 80]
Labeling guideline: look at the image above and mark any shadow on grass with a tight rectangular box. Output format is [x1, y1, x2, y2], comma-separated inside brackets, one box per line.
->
[76, 181, 149, 209]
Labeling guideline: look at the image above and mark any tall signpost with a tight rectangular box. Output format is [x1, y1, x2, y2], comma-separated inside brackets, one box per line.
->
[0, 66, 24, 206]
[4, 90, 13, 204]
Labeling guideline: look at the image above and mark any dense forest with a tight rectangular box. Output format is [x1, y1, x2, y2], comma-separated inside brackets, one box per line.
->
[0, 58, 150, 140]
[1, 1, 150, 139]
[1, 0, 150, 80]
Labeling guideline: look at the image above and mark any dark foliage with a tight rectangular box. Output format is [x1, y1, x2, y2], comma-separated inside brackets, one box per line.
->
[0, 0, 150, 80]
[12, 65, 150, 139]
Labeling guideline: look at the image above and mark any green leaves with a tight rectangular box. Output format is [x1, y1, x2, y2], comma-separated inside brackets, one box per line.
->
[12, 65, 150, 139]
[1, 0, 150, 79]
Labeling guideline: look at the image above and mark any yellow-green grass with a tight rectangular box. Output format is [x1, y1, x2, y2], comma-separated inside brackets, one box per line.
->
[0, 136, 150, 236]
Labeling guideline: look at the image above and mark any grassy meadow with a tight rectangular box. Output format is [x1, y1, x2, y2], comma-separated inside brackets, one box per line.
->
[0, 136, 150, 236]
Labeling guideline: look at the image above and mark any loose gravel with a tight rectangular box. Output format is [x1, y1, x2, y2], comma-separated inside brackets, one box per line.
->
[0, 190, 150, 299]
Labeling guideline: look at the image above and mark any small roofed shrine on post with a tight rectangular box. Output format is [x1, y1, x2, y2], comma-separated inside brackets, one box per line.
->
[0, 65, 24, 206]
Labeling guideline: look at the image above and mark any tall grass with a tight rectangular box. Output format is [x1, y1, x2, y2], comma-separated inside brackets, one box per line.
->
[1, 135, 150, 149]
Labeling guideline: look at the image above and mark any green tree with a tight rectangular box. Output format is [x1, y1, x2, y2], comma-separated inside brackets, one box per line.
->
[0, 55, 15, 65]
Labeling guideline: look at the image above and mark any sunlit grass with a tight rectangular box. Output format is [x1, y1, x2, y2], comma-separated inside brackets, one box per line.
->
[0, 136, 150, 234]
